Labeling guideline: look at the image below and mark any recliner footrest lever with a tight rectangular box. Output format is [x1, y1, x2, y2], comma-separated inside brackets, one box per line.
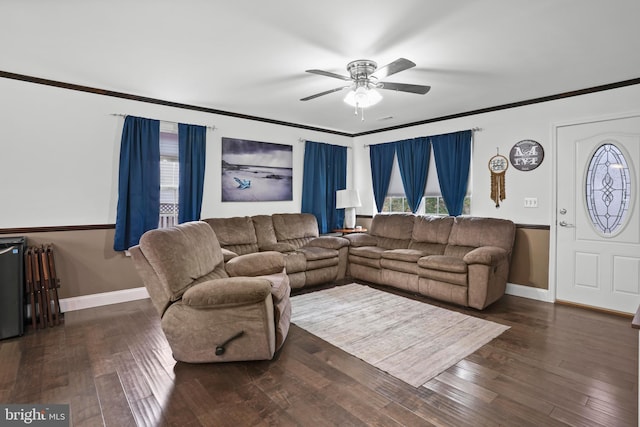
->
[215, 330, 245, 356]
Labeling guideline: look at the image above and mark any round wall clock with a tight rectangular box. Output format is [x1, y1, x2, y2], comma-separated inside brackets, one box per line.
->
[509, 139, 544, 171]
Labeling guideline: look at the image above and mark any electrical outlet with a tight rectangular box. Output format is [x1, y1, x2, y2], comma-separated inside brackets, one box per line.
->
[524, 197, 538, 208]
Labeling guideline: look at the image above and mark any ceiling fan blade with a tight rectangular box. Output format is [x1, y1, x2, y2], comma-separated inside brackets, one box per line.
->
[300, 86, 349, 101]
[371, 58, 416, 79]
[379, 81, 431, 94]
[305, 69, 352, 81]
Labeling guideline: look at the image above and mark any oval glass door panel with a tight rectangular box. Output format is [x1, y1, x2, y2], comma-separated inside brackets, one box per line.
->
[585, 143, 632, 236]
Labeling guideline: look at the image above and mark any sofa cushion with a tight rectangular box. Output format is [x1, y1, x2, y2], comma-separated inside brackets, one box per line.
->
[252, 215, 279, 247]
[370, 214, 415, 249]
[463, 246, 509, 266]
[407, 241, 448, 255]
[139, 221, 224, 301]
[306, 236, 350, 250]
[349, 246, 386, 260]
[225, 251, 285, 277]
[305, 266, 339, 286]
[411, 215, 453, 244]
[270, 213, 317, 249]
[283, 251, 306, 274]
[306, 257, 339, 270]
[348, 254, 382, 269]
[297, 246, 340, 273]
[190, 265, 230, 287]
[181, 277, 271, 307]
[418, 255, 468, 273]
[344, 233, 378, 247]
[272, 213, 319, 241]
[448, 217, 515, 252]
[204, 216, 259, 255]
[278, 236, 316, 249]
[260, 242, 296, 253]
[259, 271, 292, 350]
[419, 254, 469, 287]
[298, 246, 338, 261]
[221, 248, 238, 262]
[380, 258, 420, 275]
[419, 278, 468, 306]
[419, 268, 467, 287]
[381, 248, 427, 263]
[443, 245, 476, 259]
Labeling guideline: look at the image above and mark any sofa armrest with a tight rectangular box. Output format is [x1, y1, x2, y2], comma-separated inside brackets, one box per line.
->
[182, 277, 272, 307]
[344, 233, 378, 247]
[463, 246, 508, 266]
[306, 235, 350, 250]
[221, 248, 239, 262]
[225, 251, 285, 277]
[260, 242, 296, 253]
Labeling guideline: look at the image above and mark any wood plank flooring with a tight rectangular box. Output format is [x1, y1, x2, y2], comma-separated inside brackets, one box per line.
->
[0, 282, 637, 426]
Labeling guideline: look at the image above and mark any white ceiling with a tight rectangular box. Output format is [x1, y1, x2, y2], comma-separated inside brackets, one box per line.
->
[3, 1, 640, 135]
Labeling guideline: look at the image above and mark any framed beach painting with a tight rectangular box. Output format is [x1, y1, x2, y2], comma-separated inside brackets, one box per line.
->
[221, 137, 293, 202]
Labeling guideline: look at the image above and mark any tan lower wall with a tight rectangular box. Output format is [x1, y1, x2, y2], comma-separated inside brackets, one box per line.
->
[2, 219, 549, 300]
[508, 227, 550, 290]
[2, 228, 141, 299]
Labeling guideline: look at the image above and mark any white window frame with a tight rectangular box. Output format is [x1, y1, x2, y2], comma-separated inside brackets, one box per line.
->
[159, 122, 179, 228]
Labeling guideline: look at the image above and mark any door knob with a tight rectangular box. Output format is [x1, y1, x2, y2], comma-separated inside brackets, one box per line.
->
[559, 221, 574, 227]
[559, 209, 567, 215]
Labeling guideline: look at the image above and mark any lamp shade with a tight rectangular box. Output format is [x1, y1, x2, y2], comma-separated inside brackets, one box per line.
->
[343, 88, 382, 108]
[336, 189, 361, 209]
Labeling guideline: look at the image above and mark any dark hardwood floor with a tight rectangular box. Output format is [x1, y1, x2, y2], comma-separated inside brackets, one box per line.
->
[1, 283, 637, 426]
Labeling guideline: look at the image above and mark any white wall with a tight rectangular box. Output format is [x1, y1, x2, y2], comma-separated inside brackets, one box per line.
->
[0, 78, 352, 228]
[2, 75, 639, 231]
[354, 84, 640, 226]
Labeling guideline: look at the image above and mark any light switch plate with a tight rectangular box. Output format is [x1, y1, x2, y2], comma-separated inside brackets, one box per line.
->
[524, 197, 538, 208]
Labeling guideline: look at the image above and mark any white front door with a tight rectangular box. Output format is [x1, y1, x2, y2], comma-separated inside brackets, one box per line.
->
[556, 114, 640, 314]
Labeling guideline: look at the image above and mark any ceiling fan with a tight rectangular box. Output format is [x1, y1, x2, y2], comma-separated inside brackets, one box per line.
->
[300, 58, 431, 120]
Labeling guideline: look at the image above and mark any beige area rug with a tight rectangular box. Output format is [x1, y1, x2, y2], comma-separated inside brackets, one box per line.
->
[290, 283, 509, 387]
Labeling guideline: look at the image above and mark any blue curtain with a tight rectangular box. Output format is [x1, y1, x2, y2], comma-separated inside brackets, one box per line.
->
[301, 141, 347, 233]
[178, 123, 207, 223]
[431, 130, 472, 216]
[114, 116, 160, 251]
[395, 137, 431, 213]
[369, 142, 396, 212]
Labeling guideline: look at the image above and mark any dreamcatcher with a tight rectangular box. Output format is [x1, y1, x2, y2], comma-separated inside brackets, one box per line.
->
[488, 149, 509, 207]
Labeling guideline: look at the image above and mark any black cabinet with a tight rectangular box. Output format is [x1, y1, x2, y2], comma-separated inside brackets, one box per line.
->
[0, 237, 25, 339]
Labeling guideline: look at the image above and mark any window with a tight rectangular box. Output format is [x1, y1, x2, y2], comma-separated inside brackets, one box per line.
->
[585, 143, 631, 236]
[381, 150, 472, 216]
[159, 125, 179, 228]
[382, 195, 471, 215]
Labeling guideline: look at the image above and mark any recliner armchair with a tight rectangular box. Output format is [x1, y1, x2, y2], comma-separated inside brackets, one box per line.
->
[129, 221, 291, 363]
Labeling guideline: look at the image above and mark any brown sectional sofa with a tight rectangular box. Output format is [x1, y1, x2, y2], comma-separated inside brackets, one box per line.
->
[345, 214, 516, 309]
[203, 213, 350, 289]
[203, 212, 515, 310]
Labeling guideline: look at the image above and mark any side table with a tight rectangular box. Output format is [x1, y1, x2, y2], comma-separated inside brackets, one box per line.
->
[332, 228, 367, 236]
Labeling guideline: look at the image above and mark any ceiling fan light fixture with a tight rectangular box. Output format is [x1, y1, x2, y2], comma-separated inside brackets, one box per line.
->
[303, 57, 427, 121]
[343, 87, 382, 108]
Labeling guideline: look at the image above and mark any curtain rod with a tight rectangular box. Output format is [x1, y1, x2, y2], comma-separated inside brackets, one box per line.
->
[111, 113, 216, 131]
[298, 138, 352, 149]
[362, 127, 481, 147]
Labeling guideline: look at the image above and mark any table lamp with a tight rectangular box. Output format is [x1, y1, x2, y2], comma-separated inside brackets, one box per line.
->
[336, 189, 361, 229]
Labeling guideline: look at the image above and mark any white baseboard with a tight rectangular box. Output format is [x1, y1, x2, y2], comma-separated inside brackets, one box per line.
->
[60, 287, 150, 312]
[505, 282, 554, 303]
[57, 283, 551, 313]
